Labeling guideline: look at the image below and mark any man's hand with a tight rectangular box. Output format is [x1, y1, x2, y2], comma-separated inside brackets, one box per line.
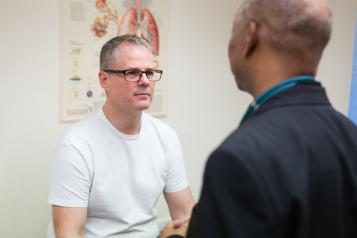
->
[160, 219, 189, 238]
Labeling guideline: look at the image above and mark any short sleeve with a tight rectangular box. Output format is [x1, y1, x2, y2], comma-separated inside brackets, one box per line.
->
[48, 143, 92, 207]
[163, 132, 189, 193]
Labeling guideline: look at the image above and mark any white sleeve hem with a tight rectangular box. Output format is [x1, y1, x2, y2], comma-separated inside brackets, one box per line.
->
[48, 198, 88, 208]
[164, 182, 189, 193]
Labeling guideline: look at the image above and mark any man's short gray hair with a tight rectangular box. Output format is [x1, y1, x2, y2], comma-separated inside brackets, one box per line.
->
[100, 34, 152, 69]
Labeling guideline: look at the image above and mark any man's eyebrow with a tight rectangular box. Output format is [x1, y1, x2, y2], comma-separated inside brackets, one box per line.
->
[125, 67, 156, 71]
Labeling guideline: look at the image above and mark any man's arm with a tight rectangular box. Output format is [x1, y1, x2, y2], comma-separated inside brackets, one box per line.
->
[49, 143, 92, 237]
[164, 187, 195, 220]
[52, 205, 87, 238]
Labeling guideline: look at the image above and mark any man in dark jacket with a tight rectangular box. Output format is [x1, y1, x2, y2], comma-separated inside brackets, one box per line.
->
[161, 0, 357, 237]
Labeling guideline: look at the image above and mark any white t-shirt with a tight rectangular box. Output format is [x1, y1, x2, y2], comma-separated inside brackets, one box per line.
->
[48, 109, 189, 238]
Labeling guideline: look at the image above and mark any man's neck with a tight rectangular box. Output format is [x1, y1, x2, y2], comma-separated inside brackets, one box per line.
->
[246, 50, 318, 98]
[102, 103, 142, 135]
[251, 63, 316, 99]
[252, 71, 316, 98]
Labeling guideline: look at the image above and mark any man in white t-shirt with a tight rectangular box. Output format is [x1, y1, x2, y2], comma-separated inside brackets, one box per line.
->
[49, 34, 194, 238]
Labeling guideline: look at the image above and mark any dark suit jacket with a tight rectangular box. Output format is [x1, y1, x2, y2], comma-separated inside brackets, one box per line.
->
[186, 82, 357, 238]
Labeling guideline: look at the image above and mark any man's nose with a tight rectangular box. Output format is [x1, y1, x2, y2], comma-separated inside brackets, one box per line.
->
[138, 72, 150, 85]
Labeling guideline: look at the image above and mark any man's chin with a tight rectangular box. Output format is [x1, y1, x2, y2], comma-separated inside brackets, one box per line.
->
[236, 81, 244, 91]
[135, 102, 152, 111]
[235, 79, 246, 92]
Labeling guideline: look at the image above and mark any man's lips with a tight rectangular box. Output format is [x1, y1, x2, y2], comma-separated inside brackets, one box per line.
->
[134, 92, 151, 97]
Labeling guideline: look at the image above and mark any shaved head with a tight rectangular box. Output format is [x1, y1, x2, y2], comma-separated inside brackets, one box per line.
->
[234, 0, 332, 59]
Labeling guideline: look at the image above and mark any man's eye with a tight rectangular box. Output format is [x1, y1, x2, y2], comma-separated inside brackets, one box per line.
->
[145, 71, 154, 77]
[126, 70, 140, 77]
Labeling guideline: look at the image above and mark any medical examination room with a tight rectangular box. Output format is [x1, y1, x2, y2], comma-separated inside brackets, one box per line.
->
[1, 0, 357, 237]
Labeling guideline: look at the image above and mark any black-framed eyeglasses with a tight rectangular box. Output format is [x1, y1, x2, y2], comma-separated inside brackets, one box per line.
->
[102, 69, 163, 82]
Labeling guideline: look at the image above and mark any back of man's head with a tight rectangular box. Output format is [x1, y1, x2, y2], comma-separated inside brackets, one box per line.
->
[237, 0, 332, 61]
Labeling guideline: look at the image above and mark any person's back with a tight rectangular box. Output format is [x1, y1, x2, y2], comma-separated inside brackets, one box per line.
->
[219, 81, 357, 237]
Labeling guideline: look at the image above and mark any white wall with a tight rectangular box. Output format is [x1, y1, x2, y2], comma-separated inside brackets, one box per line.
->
[0, 1, 63, 237]
[319, 0, 357, 112]
[0, 0, 356, 237]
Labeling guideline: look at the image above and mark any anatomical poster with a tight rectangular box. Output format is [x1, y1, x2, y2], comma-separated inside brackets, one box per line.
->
[59, 0, 169, 122]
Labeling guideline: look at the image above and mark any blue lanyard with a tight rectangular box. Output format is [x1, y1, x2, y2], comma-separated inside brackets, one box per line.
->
[240, 75, 315, 124]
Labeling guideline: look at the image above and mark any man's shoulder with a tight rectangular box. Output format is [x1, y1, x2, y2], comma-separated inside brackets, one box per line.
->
[223, 118, 272, 146]
[60, 111, 102, 145]
[143, 112, 178, 136]
[216, 119, 282, 162]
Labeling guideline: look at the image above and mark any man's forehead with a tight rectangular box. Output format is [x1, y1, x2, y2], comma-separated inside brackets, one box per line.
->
[110, 44, 154, 67]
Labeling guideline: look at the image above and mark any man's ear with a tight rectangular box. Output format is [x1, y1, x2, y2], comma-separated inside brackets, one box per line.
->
[243, 21, 258, 57]
[99, 71, 109, 91]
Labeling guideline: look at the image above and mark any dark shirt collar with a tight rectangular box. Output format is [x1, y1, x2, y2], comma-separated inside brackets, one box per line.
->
[240, 75, 316, 124]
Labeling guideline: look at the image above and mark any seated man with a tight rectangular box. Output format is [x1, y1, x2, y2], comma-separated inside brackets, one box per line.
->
[49, 34, 194, 238]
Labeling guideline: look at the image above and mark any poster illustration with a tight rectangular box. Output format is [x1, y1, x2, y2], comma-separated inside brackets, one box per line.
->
[348, 20, 357, 125]
[60, 0, 169, 122]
